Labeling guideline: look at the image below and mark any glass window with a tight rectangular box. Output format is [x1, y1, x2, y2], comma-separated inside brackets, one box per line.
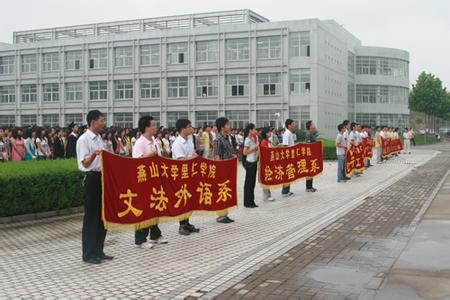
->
[114, 80, 134, 100]
[65, 50, 82, 71]
[166, 111, 188, 128]
[139, 112, 160, 127]
[196, 111, 218, 127]
[0, 85, 15, 103]
[42, 53, 59, 72]
[257, 73, 281, 96]
[0, 56, 15, 74]
[140, 78, 160, 99]
[256, 110, 281, 128]
[43, 83, 59, 102]
[140, 45, 160, 65]
[225, 110, 249, 130]
[196, 41, 217, 63]
[0, 115, 15, 127]
[289, 32, 310, 57]
[114, 47, 133, 67]
[226, 38, 249, 61]
[89, 48, 107, 69]
[196, 76, 218, 97]
[65, 113, 83, 125]
[21, 115, 37, 126]
[167, 77, 188, 98]
[167, 43, 188, 64]
[42, 114, 59, 127]
[89, 81, 108, 101]
[289, 69, 311, 95]
[256, 36, 281, 59]
[65, 82, 83, 101]
[21, 54, 36, 73]
[113, 113, 134, 129]
[225, 74, 248, 97]
[21, 84, 37, 103]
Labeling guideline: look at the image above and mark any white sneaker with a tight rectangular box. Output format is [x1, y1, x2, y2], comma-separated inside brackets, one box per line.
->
[137, 242, 154, 249]
[267, 197, 275, 201]
[150, 236, 168, 244]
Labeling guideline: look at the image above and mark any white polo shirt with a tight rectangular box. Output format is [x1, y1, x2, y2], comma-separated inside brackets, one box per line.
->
[172, 135, 195, 159]
[282, 129, 295, 146]
[76, 129, 105, 172]
[132, 135, 161, 158]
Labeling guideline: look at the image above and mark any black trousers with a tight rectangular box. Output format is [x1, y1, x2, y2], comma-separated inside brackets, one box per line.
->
[135, 225, 162, 245]
[282, 184, 291, 194]
[82, 172, 107, 260]
[244, 161, 257, 206]
[306, 178, 313, 189]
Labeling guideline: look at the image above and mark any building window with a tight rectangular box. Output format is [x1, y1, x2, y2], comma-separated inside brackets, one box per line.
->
[21, 54, 36, 73]
[167, 43, 188, 64]
[226, 38, 249, 61]
[196, 76, 218, 97]
[113, 113, 134, 129]
[0, 56, 15, 75]
[225, 110, 249, 130]
[140, 78, 160, 99]
[114, 80, 134, 100]
[289, 31, 310, 57]
[256, 36, 281, 59]
[0, 85, 15, 103]
[65, 50, 82, 71]
[0, 115, 15, 127]
[139, 112, 160, 127]
[65, 82, 83, 101]
[43, 83, 59, 102]
[196, 111, 218, 127]
[290, 106, 310, 130]
[140, 45, 160, 65]
[167, 111, 188, 128]
[114, 47, 133, 67]
[21, 115, 37, 126]
[196, 41, 217, 63]
[225, 74, 248, 97]
[89, 48, 107, 69]
[65, 113, 83, 125]
[21, 84, 37, 103]
[89, 81, 107, 101]
[42, 53, 59, 72]
[256, 110, 281, 128]
[356, 85, 409, 105]
[356, 56, 408, 78]
[167, 77, 188, 98]
[42, 114, 59, 127]
[257, 73, 281, 96]
[289, 69, 311, 95]
[356, 85, 377, 103]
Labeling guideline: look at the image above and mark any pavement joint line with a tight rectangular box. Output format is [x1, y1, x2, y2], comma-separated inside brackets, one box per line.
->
[174, 151, 438, 299]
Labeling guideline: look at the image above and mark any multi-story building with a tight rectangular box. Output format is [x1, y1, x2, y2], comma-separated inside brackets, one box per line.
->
[0, 9, 409, 138]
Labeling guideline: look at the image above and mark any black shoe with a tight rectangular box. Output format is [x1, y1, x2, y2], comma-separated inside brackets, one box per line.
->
[225, 216, 235, 223]
[179, 226, 191, 235]
[186, 224, 200, 233]
[83, 257, 101, 264]
[217, 216, 234, 223]
[100, 254, 114, 261]
[344, 177, 351, 180]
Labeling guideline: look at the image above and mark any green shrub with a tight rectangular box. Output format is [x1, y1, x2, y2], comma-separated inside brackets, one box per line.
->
[0, 159, 84, 217]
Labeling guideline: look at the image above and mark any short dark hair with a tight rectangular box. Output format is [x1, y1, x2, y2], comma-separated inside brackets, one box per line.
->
[215, 117, 229, 132]
[338, 124, 344, 132]
[342, 120, 350, 126]
[87, 110, 104, 126]
[176, 119, 191, 133]
[285, 119, 294, 128]
[305, 120, 312, 130]
[138, 115, 154, 133]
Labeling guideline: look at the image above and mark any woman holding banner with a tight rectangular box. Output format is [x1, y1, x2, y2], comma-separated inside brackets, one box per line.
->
[243, 123, 259, 208]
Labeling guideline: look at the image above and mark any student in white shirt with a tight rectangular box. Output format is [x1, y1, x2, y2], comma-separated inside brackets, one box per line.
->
[336, 124, 348, 182]
[403, 127, 412, 154]
[243, 123, 259, 208]
[281, 119, 296, 197]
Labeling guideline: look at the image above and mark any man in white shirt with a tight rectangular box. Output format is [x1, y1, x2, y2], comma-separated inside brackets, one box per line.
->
[132, 116, 169, 249]
[403, 127, 412, 154]
[172, 119, 200, 235]
[281, 119, 296, 197]
[76, 110, 113, 264]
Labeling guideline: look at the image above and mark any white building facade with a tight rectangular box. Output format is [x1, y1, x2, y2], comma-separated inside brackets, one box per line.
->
[0, 10, 409, 138]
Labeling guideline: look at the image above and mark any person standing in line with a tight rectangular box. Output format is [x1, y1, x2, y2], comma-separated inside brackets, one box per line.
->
[53, 129, 65, 159]
[0, 129, 7, 162]
[36, 128, 51, 160]
[214, 117, 236, 224]
[66, 124, 79, 158]
[243, 123, 259, 208]
[403, 128, 412, 154]
[76, 110, 113, 264]
[336, 124, 348, 183]
[133, 115, 169, 248]
[281, 119, 296, 197]
[260, 127, 275, 201]
[304, 120, 318, 192]
[10, 128, 25, 161]
[172, 119, 201, 235]
[23, 128, 37, 161]
[374, 126, 382, 164]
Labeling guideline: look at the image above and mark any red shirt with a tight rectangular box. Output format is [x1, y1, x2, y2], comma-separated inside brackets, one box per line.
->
[260, 139, 269, 147]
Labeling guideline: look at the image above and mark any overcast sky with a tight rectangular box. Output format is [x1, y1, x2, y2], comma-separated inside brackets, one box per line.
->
[1, 0, 449, 88]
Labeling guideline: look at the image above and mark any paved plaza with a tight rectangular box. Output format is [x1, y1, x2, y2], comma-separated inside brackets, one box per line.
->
[0, 145, 448, 299]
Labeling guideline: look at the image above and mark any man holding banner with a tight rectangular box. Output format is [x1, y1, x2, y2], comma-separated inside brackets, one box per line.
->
[281, 119, 296, 197]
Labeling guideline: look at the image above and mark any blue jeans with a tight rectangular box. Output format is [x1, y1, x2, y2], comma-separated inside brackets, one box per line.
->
[337, 155, 345, 181]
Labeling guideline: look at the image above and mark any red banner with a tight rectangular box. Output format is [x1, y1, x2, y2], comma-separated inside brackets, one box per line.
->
[100, 151, 238, 229]
[381, 138, 403, 158]
[362, 137, 373, 159]
[345, 144, 365, 176]
[258, 141, 323, 187]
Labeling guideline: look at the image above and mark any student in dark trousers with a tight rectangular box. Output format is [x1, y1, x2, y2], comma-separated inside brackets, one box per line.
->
[76, 110, 113, 264]
[304, 120, 318, 192]
[243, 123, 259, 208]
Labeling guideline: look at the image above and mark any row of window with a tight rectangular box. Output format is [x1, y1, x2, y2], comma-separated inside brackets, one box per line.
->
[355, 85, 409, 105]
[355, 56, 408, 78]
[354, 113, 409, 129]
[0, 70, 311, 103]
[0, 32, 311, 74]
